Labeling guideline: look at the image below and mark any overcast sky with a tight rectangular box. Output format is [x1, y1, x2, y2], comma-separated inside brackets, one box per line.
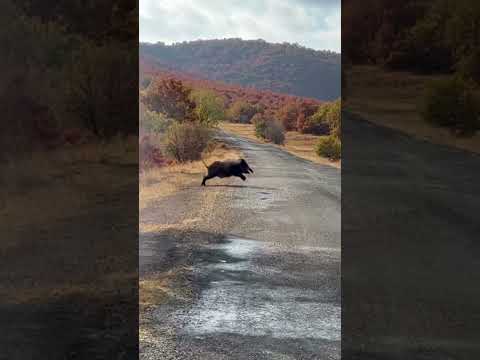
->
[139, 0, 341, 52]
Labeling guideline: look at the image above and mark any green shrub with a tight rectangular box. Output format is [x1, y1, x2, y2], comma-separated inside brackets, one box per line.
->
[421, 76, 479, 136]
[190, 89, 225, 126]
[308, 99, 341, 137]
[325, 99, 341, 138]
[316, 135, 341, 160]
[164, 123, 211, 162]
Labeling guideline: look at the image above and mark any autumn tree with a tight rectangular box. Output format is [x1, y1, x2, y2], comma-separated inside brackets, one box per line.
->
[142, 78, 196, 121]
[296, 101, 318, 133]
[275, 101, 301, 131]
[296, 113, 307, 133]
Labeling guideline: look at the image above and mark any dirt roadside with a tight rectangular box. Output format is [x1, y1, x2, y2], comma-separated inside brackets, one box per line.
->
[1, 138, 138, 359]
[345, 65, 480, 154]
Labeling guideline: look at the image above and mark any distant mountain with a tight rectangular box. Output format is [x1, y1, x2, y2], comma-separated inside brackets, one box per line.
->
[139, 38, 340, 101]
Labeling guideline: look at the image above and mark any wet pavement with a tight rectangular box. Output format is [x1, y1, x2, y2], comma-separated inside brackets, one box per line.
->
[179, 237, 340, 341]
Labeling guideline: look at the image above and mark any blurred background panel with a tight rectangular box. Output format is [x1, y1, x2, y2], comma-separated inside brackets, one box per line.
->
[342, 0, 480, 359]
[0, 1, 139, 359]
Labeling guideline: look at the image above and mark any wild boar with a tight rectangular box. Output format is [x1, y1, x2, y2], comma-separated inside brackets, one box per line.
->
[201, 158, 253, 186]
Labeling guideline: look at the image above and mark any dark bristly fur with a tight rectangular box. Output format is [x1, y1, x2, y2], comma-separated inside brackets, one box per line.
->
[201, 158, 253, 186]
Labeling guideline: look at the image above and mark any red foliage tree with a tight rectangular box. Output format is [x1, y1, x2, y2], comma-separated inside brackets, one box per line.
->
[142, 78, 196, 121]
[296, 101, 318, 133]
[275, 101, 301, 131]
[296, 112, 307, 133]
[140, 68, 323, 132]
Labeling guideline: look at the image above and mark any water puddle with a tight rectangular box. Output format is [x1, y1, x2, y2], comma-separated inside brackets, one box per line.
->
[177, 237, 340, 341]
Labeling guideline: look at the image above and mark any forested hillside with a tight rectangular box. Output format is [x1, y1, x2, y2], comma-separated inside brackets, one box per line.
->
[343, 0, 480, 77]
[2, 0, 137, 152]
[140, 39, 341, 101]
[343, 0, 480, 137]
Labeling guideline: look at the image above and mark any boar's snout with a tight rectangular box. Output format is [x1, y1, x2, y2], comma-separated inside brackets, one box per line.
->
[240, 159, 253, 174]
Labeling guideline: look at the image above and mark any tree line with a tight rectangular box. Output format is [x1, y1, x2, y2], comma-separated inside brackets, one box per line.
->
[140, 73, 341, 166]
[344, 0, 479, 76]
[344, 0, 480, 136]
[140, 38, 341, 101]
[1, 1, 137, 154]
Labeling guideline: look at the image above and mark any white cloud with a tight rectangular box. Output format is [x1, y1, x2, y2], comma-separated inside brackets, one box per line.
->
[139, 0, 341, 52]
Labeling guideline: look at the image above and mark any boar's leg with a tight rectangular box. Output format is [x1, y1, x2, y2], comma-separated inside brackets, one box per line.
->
[202, 174, 215, 186]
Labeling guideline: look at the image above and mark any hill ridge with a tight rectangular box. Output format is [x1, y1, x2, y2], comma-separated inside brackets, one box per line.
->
[140, 38, 340, 101]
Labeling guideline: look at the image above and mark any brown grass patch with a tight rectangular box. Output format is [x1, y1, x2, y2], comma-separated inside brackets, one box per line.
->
[140, 272, 174, 310]
[2, 136, 137, 229]
[219, 122, 263, 143]
[345, 65, 480, 153]
[139, 141, 241, 210]
[219, 122, 341, 168]
[1, 272, 137, 305]
[140, 266, 195, 311]
[1, 137, 138, 304]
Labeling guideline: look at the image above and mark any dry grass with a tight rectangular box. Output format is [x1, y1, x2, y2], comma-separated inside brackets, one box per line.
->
[2, 272, 137, 305]
[1, 136, 138, 304]
[219, 123, 262, 143]
[219, 122, 341, 168]
[285, 131, 340, 167]
[2, 136, 137, 236]
[140, 272, 174, 310]
[139, 141, 241, 210]
[345, 65, 480, 153]
[140, 266, 194, 311]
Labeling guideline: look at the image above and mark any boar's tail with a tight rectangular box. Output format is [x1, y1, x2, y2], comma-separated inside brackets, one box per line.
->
[201, 159, 209, 169]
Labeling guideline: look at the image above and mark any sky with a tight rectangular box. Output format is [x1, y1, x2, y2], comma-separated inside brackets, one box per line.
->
[139, 0, 341, 52]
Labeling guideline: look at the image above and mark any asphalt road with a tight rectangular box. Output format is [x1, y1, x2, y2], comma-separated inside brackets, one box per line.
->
[342, 113, 480, 359]
[140, 131, 341, 359]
